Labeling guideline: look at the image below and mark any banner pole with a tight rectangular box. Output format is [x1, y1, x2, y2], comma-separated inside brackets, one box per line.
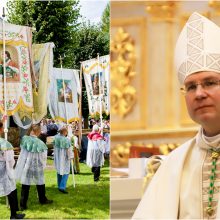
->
[2, 7, 9, 208]
[97, 54, 103, 135]
[71, 159, 75, 188]
[78, 64, 83, 149]
[2, 7, 8, 140]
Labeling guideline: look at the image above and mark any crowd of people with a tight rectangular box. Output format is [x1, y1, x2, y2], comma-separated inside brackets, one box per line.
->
[0, 116, 110, 219]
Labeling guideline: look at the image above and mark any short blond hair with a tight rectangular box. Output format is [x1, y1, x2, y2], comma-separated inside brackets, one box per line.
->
[27, 124, 41, 136]
[59, 127, 68, 135]
[92, 124, 99, 132]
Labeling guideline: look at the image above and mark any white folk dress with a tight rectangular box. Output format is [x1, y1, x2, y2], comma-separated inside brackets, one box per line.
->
[15, 135, 47, 185]
[0, 138, 16, 197]
[86, 132, 105, 168]
[53, 134, 72, 175]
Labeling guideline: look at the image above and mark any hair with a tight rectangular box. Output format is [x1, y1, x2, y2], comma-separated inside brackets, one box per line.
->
[27, 124, 41, 136]
[0, 122, 3, 129]
[5, 51, 11, 59]
[92, 124, 100, 132]
[59, 127, 68, 135]
[32, 124, 41, 133]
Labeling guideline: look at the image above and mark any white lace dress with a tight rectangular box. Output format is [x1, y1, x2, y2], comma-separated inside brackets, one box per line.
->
[0, 138, 16, 196]
[86, 139, 105, 168]
[53, 134, 73, 175]
[15, 135, 47, 185]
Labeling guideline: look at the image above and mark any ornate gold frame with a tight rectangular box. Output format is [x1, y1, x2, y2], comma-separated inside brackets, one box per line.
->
[111, 17, 148, 130]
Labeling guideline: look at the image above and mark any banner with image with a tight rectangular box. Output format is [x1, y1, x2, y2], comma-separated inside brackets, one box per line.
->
[32, 42, 54, 124]
[82, 55, 110, 116]
[0, 20, 33, 116]
[48, 68, 80, 123]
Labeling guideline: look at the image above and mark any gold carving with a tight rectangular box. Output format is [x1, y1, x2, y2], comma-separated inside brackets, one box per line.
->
[145, 1, 177, 22]
[111, 142, 131, 168]
[143, 155, 163, 192]
[209, 0, 220, 15]
[111, 28, 136, 118]
[211, 151, 220, 159]
[159, 143, 180, 155]
[111, 141, 181, 168]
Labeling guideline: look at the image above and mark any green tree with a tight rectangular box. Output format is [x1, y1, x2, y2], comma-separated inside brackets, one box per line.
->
[100, 2, 110, 53]
[6, 1, 35, 26]
[72, 21, 109, 68]
[101, 2, 110, 34]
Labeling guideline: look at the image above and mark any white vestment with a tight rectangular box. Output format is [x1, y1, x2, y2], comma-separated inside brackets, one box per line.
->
[133, 129, 220, 219]
[0, 138, 16, 197]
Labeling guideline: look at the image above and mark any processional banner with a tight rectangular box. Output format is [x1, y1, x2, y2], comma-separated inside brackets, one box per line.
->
[32, 42, 54, 124]
[0, 21, 33, 116]
[82, 55, 110, 116]
[48, 68, 80, 123]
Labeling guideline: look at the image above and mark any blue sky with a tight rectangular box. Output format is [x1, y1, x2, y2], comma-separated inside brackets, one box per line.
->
[0, 0, 109, 24]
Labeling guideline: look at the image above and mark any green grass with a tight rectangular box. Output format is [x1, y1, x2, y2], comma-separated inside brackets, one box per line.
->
[0, 159, 109, 219]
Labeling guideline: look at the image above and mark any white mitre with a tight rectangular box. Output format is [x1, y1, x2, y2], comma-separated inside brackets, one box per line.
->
[175, 12, 220, 84]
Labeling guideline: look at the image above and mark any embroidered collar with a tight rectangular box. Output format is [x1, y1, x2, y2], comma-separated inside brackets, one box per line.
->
[197, 127, 220, 151]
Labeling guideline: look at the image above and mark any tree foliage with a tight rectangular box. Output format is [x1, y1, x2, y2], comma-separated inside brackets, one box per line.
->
[72, 21, 109, 68]
[101, 2, 110, 36]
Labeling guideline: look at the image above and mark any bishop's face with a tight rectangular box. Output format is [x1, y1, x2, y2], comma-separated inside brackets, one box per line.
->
[184, 71, 220, 136]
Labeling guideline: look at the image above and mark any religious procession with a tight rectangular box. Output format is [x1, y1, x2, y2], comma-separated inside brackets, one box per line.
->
[0, 0, 109, 219]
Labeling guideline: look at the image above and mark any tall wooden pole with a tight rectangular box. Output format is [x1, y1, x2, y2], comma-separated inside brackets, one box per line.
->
[78, 64, 83, 149]
[97, 54, 103, 135]
[2, 7, 8, 140]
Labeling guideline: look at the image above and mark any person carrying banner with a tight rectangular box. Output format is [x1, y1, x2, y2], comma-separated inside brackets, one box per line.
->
[86, 124, 105, 182]
[0, 121, 25, 219]
[15, 124, 53, 211]
[53, 127, 73, 193]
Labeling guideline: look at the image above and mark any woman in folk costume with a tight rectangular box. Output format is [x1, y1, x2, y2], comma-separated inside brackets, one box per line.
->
[53, 127, 73, 194]
[133, 12, 220, 219]
[0, 121, 25, 219]
[86, 124, 105, 182]
[15, 124, 53, 211]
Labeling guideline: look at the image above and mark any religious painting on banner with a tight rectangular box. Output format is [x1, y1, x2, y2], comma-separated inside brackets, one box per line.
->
[0, 47, 20, 82]
[82, 55, 110, 116]
[57, 79, 73, 103]
[0, 21, 33, 116]
[48, 68, 80, 123]
[91, 72, 104, 96]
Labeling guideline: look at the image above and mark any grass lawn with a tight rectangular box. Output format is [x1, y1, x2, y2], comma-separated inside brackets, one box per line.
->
[0, 159, 109, 219]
